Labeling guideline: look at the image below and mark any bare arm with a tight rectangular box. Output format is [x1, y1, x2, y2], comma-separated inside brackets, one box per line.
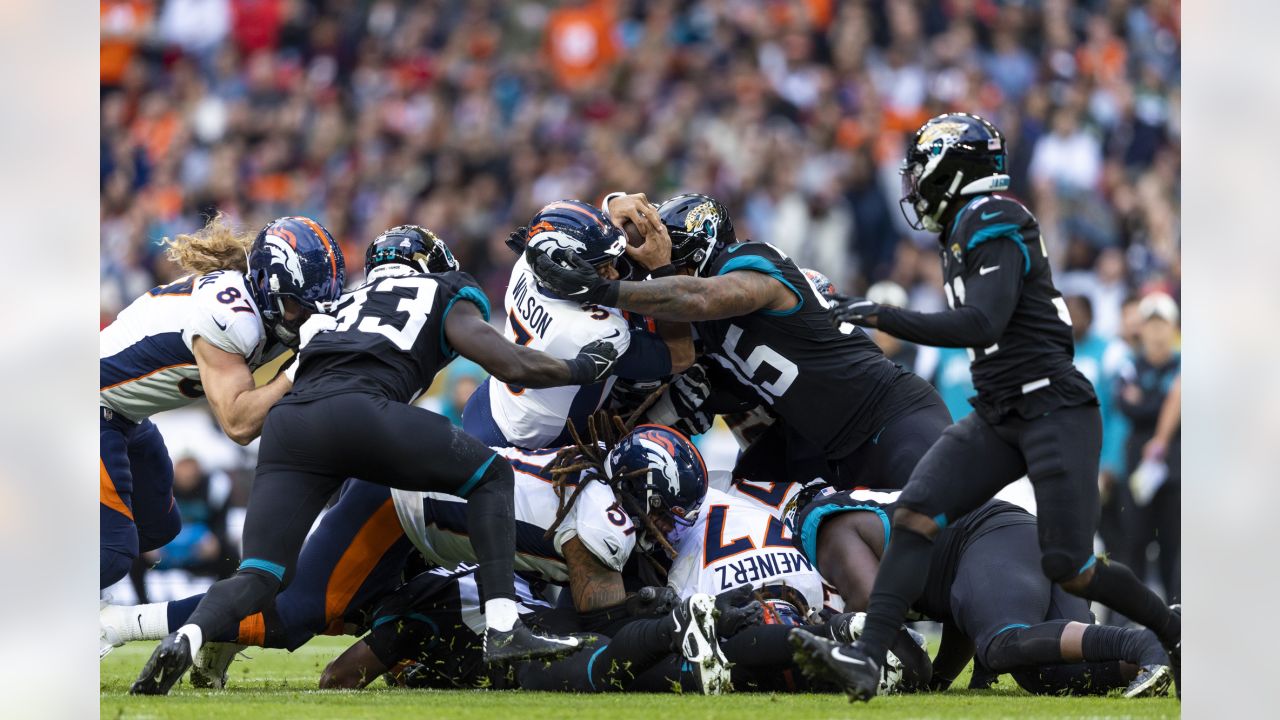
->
[655, 319, 695, 374]
[193, 337, 290, 445]
[562, 536, 627, 612]
[444, 302, 591, 388]
[1145, 373, 1181, 458]
[613, 271, 795, 322]
[319, 639, 387, 690]
[813, 512, 884, 611]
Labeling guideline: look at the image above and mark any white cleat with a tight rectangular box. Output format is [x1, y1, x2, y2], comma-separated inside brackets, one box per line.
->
[190, 642, 246, 689]
[100, 600, 126, 660]
[671, 593, 732, 695]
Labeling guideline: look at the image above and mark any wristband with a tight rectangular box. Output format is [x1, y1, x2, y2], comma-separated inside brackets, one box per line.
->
[600, 191, 628, 217]
[648, 264, 678, 278]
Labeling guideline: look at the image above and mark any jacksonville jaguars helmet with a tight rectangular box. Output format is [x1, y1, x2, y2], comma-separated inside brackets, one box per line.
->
[900, 112, 1010, 233]
[605, 424, 709, 552]
[657, 193, 738, 276]
[247, 216, 346, 348]
[522, 200, 627, 293]
[365, 224, 459, 276]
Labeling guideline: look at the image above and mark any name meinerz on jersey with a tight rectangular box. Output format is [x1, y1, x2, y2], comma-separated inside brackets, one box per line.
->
[712, 550, 813, 591]
[510, 275, 554, 337]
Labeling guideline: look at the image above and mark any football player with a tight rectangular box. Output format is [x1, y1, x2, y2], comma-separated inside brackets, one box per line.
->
[463, 200, 693, 450]
[130, 225, 617, 695]
[100, 215, 345, 590]
[527, 193, 952, 492]
[817, 113, 1180, 700]
[787, 488, 1174, 698]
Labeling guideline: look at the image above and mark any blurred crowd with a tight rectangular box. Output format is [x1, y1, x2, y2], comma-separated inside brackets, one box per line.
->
[100, 0, 1179, 603]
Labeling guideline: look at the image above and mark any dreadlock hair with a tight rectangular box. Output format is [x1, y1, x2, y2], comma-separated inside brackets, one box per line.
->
[542, 387, 677, 567]
[161, 212, 254, 275]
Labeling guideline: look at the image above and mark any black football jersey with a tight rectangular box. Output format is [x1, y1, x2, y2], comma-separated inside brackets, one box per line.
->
[696, 242, 922, 458]
[939, 195, 1096, 417]
[283, 265, 490, 405]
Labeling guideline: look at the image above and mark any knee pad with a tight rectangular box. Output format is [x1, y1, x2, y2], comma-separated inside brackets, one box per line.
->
[137, 504, 183, 553]
[980, 620, 1070, 673]
[1041, 551, 1086, 584]
[100, 547, 136, 588]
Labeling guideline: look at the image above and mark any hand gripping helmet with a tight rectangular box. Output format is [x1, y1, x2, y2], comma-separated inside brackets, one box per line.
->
[605, 424, 709, 552]
[899, 113, 1010, 233]
[365, 224, 460, 276]
[657, 193, 738, 276]
[247, 216, 346, 348]
[522, 200, 627, 292]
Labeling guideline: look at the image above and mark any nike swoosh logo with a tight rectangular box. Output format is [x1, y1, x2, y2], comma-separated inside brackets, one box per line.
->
[726, 244, 746, 253]
[831, 648, 869, 666]
[213, 317, 228, 331]
[137, 613, 145, 633]
[979, 265, 1000, 275]
[980, 211, 1002, 220]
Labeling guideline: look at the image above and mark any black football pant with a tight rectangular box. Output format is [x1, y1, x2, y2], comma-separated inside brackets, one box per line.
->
[830, 375, 952, 491]
[185, 392, 517, 644]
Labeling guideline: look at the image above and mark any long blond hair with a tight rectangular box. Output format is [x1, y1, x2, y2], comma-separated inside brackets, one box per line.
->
[161, 213, 255, 275]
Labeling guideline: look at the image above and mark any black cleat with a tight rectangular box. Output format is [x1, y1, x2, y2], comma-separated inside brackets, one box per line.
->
[1164, 604, 1181, 699]
[483, 619, 581, 664]
[789, 629, 880, 702]
[670, 593, 730, 695]
[1124, 663, 1173, 698]
[130, 632, 194, 695]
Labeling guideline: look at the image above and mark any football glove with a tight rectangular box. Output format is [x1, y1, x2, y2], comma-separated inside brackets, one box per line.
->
[504, 225, 528, 256]
[645, 363, 714, 435]
[626, 586, 681, 618]
[714, 586, 764, 638]
[528, 247, 620, 306]
[284, 314, 338, 382]
[828, 294, 883, 327]
[567, 339, 620, 385]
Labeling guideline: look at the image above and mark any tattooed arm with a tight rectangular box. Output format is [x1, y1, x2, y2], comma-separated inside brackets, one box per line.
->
[612, 271, 796, 322]
[562, 536, 628, 612]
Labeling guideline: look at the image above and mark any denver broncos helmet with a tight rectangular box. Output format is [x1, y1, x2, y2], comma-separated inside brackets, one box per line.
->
[521, 200, 627, 293]
[657, 193, 738, 276]
[900, 112, 1010, 233]
[248, 216, 346, 348]
[365, 224, 459, 276]
[606, 424, 709, 551]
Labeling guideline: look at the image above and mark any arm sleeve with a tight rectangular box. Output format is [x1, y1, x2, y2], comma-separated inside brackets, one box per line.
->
[612, 327, 673, 380]
[875, 240, 1024, 348]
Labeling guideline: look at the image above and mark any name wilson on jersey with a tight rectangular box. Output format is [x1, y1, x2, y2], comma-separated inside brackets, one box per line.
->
[510, 274, 554, 337]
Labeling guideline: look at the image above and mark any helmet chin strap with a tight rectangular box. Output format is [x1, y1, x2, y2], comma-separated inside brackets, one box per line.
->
[923, 171, 966, 233]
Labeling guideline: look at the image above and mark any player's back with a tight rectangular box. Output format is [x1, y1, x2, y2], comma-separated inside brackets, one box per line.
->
[286, 264, 489, 405]
[100, 271, 266, 422]
[942, 195, 1094, 414]
[669, 488, 833, 613]
[485, 256, 631, 449]
[697, 242, 928, 458]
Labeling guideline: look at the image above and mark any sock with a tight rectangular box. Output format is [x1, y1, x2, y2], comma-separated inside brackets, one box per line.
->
[166, 595, 203, 632]
[1081, 625, 1167, 667]
[485, 599, 518, 633]
[984, 620, 1070, 671]
[176, 623, 204, 660]
[1081, 560, 1179, 645]
[461, 457, 518, 606]
[859, 527, 934, 662]
[134, 602, 172, 641]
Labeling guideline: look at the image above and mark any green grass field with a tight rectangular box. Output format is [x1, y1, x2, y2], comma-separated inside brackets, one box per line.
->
[102, 636, 1179, 719]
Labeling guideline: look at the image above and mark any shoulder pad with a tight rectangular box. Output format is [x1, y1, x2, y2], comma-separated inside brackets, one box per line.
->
[553, 480, 635, 571]
[187, 271, 263, 359]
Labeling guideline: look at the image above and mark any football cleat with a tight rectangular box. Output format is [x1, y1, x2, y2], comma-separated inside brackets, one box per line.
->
[1123, 663, 1173, 698]
[189, 641, 245, 689]
[1165, 604, 1181, 699]
[130, 632, 194, 695]
[670, 593, 731, 695]
[100, 600, 125, 660]
[483, 619, 581, 664]
[789, 629, 880, 702]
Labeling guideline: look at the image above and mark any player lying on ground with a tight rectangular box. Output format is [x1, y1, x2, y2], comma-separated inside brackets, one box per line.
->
[100, 215, 344, 590]
[464, 200, 694, 450]
[814, 112, 1180, 701]
[130, 226, 620, 695]
[787, 487, 1173, 697]
[529, 192, 951, 492]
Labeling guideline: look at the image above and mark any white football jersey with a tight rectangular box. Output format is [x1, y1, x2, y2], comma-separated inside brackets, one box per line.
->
[486, 256, 631, 449]
[390, 445, 637, 584]
[100, 271, 267, 422]
[668, 488, 841, 614]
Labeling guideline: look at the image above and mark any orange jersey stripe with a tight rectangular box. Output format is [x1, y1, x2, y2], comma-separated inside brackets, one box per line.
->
[99, 459, 134, 521]
[323, 500, 405, 625]
[100, 362, 196, 392]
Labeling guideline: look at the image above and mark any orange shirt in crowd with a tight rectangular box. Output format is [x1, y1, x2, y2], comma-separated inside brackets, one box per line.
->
[101, 0, 153, 86]
[544, 0, 618, 91]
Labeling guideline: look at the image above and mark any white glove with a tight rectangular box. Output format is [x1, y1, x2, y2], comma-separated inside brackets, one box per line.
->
[285, 314, 338, 383]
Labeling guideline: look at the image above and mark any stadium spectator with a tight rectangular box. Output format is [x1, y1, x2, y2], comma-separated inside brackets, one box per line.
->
[153, 455, 238, 580]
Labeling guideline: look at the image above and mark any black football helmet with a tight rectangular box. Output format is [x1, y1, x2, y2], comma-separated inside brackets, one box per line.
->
[657, 193, 738, 276]
[365, 224, 459, 276]
[899, 113, 1010, 233]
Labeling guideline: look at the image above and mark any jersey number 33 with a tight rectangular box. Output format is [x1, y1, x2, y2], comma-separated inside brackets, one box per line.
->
[334, 276, 438, 351]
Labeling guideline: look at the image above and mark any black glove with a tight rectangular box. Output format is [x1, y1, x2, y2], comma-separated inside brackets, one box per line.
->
[828, 293, 883, 327]
[625, 586, 680, 618]
[645, 363, 714, 435]
[714, 586, 764, 638]
[567, 339, 620, 385]
[505, 225, 528, 255]
[528, 247, 620, 306]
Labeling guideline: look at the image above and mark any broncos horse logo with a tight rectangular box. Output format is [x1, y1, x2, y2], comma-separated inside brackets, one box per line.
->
[264, 235, 306, 287]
